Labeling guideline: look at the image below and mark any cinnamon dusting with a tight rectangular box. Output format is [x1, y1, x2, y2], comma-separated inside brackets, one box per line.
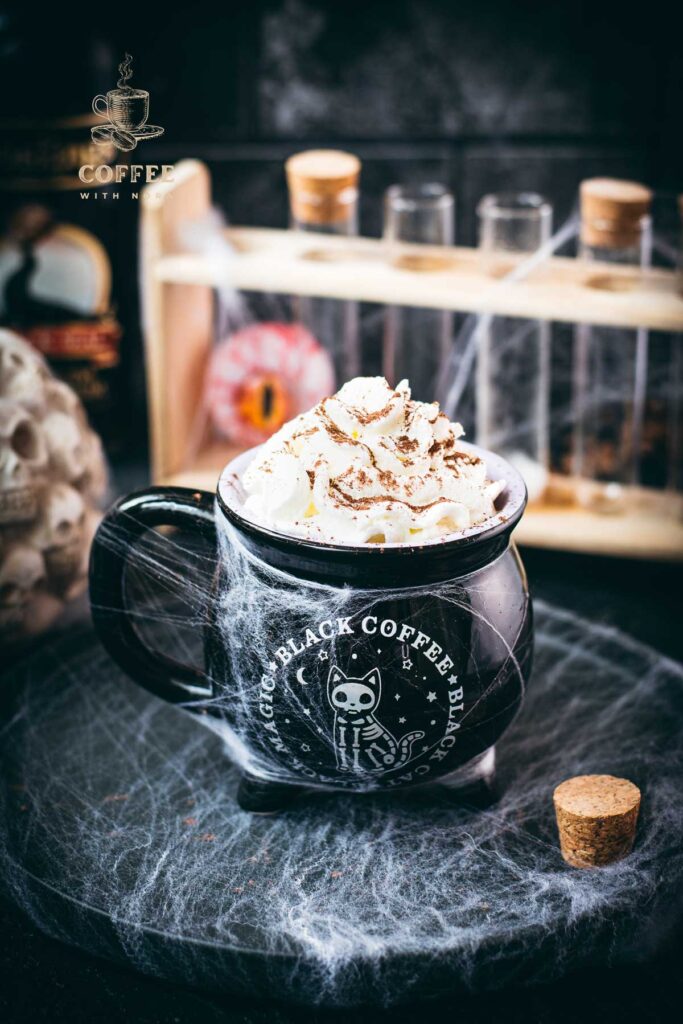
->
[330, 480, 454, 514]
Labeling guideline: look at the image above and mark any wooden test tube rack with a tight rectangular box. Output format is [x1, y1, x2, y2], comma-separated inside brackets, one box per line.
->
[141, 160, 683, 561]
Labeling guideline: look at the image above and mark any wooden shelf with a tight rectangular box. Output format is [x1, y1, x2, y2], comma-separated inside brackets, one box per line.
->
[159, 440, 243, 492]
[517, 504, 683, 562]
[141, 161, 683, 561]
[153, 226, 683, 332]
[519, 476, 683, 560]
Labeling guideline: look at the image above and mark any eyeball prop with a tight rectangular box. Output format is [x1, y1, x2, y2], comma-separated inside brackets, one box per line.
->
[237, 374, 290, 438]
[205, 322, 335, 446]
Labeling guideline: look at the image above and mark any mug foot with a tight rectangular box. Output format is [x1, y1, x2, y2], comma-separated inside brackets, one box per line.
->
[237, 772, 304, 813]
[437, 746, 499, 808]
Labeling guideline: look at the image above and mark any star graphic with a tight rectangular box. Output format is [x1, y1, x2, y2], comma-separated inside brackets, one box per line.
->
[318, 650, 329, 661]
[402, 658, 413, 670]
[398, 716, 406, 724]
[394, 693, 401, 701]
[430, 719, 436, 726]
[421, 744, 429, 752]
[269, 662, 277, 672]
[301, 743, 310, 752]
[426, 691, 437, 703]
[448, 674, 459, 686]
[303, 708, 311, 716]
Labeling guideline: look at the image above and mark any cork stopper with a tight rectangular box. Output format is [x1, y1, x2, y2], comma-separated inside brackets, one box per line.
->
[580, 178, 652, 250]
[553, 774, 641, 869]
[285, 149, 361, 226]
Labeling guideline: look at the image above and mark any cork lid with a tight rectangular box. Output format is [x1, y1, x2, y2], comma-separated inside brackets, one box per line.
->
[285, 149, 361, 226]
[580, 178, 652, 249]
[553, 774, 641, 868]
[553, 774, 640, 818]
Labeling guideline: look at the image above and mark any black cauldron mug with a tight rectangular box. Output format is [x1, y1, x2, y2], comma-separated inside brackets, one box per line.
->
[89, 444, 533, 812]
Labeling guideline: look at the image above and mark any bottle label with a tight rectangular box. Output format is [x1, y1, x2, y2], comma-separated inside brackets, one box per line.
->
[23, 318, 121, 368]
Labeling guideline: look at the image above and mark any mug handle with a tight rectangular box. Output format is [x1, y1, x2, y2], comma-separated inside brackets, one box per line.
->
[89, 486, 217, 709]
[92, 94, 109, 119]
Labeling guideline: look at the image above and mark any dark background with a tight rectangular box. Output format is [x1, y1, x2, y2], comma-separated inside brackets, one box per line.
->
[85, 0, 682, 235]
[15, 0, 676, 231]
[2, 0, 682, 456]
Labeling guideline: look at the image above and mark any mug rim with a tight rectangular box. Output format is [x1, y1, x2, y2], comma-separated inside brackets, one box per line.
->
[216, 441, 527, 560]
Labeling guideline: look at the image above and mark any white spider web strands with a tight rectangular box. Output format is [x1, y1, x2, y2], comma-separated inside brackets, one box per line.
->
[437, 211, 580, 424]
[0, 513, 681, 1007]
[85, 508, 532, 787]
[437, 214, 682, 495]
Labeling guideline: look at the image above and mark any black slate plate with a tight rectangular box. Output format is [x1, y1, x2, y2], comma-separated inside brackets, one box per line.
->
[0, 603, 681, 1008]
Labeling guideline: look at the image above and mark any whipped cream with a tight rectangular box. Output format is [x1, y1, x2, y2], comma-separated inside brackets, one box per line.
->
[241, 377, 504, 545]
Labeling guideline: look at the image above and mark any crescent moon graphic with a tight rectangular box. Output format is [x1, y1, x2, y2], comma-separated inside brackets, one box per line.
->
[296, 666, 309, 685]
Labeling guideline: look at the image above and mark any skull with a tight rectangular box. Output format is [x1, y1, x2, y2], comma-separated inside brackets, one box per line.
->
[43, 378, 86, 423]
[43, 411, 88, 483]
[78, 428, 108, 504]
[0, 544, 46, 636]
[0, 330, 49, 412]
[330, 681, 377, 714]
[23, 589, 64, 638]
[0, 400, 48, 525]
[62, 506, 101, 602]
[30, 483, 86, 593]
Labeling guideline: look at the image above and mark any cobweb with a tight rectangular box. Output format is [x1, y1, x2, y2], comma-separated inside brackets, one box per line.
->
[80, 494, 533, 794]
[0, 582, 681, 1007]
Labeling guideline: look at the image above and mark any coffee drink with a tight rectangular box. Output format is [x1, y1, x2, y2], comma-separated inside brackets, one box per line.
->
[242, 376, 505, 545]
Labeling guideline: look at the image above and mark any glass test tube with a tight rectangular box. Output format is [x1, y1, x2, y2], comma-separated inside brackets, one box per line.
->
[476, 192, 553, 501]
[671, 195, 683, 496]
[286, 149, 361, 386]
[572, 178, 652, 512]
[383, 184, 454, 401]
[639, 194, 682, 500]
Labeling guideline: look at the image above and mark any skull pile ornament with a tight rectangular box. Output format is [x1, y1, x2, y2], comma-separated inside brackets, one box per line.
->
[0, 544, 46, 635]
[0, 400, 47, 525]
[0, 329, 108, 646]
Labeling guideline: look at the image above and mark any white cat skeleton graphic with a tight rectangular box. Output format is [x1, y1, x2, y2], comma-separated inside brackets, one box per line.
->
[327, 665, 424, 773]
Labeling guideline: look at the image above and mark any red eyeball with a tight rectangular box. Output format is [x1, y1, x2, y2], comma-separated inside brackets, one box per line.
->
[205, 322, 335, 446]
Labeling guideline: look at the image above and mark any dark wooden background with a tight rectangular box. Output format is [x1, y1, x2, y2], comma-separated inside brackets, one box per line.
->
[9, 0, 675, 234]
[2, 1, 681, 455]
